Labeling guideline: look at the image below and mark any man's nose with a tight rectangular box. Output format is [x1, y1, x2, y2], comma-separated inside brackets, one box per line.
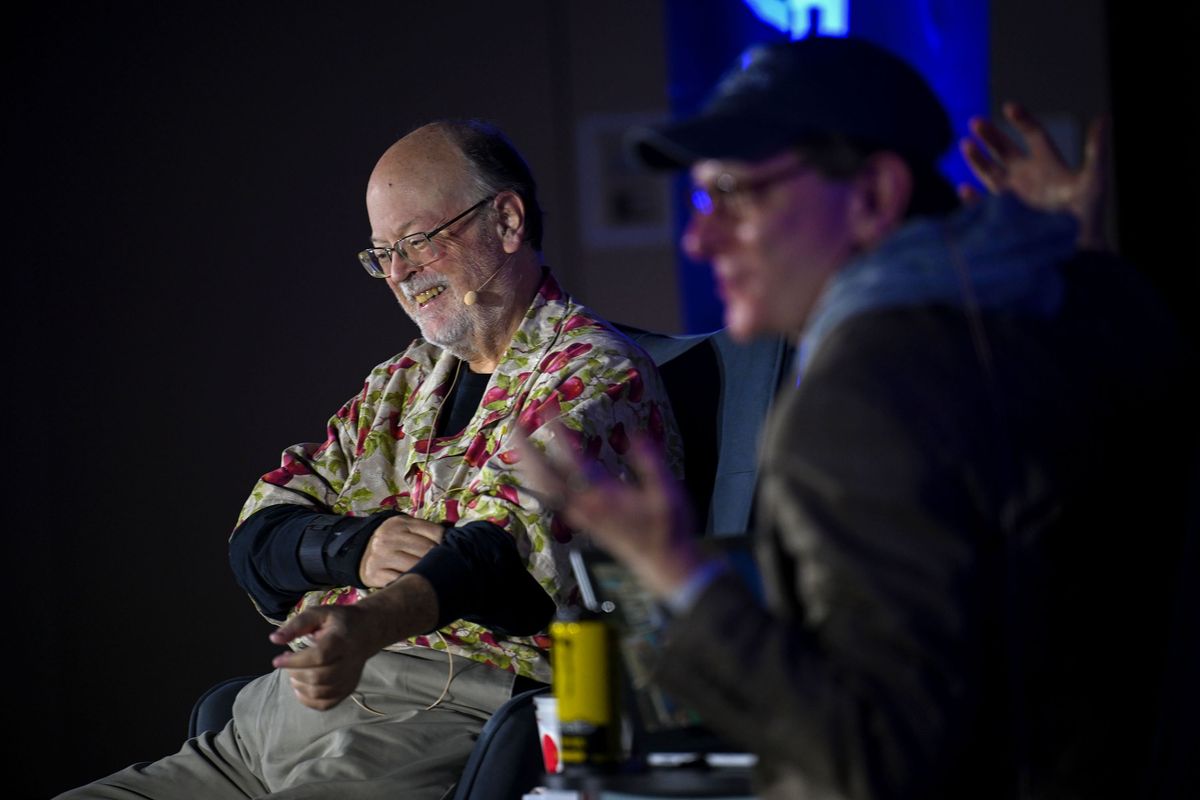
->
[388, 251, 416, 282]
[681, 210, 726, 262]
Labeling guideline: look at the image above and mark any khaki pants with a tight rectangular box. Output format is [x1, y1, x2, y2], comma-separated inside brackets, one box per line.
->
[56, 648, 517, 800]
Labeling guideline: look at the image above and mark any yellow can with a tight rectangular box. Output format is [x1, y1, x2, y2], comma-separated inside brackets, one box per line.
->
[550, 613, 621, 768]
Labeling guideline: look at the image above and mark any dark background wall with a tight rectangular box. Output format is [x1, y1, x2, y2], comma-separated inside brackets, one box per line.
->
[7, 2, 1195, 796]
[7, 4, 672, 794]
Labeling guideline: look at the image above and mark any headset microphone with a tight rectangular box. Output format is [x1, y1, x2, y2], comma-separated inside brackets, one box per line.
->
[463, 256, 511, 306]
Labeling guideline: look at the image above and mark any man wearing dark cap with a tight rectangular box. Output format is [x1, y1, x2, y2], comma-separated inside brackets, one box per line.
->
[530, 36, 1196, 799]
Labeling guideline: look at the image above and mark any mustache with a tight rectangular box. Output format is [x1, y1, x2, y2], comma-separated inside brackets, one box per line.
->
[399, 277, 447, 302]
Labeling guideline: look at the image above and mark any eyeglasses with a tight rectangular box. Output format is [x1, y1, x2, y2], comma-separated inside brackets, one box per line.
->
[689, 162, 813, 217]
[358, 196, 494, 278]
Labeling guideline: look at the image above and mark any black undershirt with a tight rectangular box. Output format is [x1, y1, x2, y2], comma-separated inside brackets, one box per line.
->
[437, 364, 492, 437]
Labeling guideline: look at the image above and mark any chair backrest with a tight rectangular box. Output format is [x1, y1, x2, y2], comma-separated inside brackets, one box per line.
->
[188, 675, 256, 739]
[615, 324, 789, 535]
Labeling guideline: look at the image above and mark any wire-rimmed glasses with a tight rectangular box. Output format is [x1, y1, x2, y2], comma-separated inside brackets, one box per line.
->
[689, 162, 813, 217]
[358, 195, 494, 278]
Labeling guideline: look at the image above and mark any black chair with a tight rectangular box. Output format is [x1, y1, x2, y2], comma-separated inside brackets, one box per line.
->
[190, 326, 789, 799]
[615, 324, 788, 536]
[450, 685, 550, 800]
[187, 675, 258, 739]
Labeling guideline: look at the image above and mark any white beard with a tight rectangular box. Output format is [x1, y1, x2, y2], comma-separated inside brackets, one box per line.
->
[406, 247, 513, 363]
[417, 305, 474, 356]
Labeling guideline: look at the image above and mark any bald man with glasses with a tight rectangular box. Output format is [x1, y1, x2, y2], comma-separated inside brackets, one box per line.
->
[58, 120, 680, 799]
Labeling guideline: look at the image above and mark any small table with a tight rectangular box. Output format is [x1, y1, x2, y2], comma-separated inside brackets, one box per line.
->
[530, 764, 756, 799]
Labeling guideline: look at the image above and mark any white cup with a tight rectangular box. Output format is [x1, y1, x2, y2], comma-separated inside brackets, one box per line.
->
[533, 695, 563, 774]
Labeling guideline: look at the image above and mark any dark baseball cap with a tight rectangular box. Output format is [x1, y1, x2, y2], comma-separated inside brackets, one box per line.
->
[629, 36, 952, 169]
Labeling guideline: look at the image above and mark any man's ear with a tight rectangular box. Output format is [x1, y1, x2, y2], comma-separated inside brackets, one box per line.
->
[847, 152, 913, 249]
[493, 191, 526, 254]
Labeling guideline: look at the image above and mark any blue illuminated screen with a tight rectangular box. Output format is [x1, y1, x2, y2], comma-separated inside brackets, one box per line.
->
[743, 0, 850, 38]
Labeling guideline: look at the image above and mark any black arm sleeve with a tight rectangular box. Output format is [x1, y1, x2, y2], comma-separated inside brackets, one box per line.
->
[408, 520, 556, 636]
[231, 505, 553, 633]
[229, 504, 398, 619]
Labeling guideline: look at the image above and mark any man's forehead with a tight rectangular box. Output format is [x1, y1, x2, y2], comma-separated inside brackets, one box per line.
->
[373, 129, 473, 194]
[691, 149, 802, 183]
[367, 142, 476, 238]
[366, 185, 454, 244]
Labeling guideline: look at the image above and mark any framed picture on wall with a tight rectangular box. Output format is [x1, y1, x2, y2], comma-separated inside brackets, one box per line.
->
[577, 112, 674, 250]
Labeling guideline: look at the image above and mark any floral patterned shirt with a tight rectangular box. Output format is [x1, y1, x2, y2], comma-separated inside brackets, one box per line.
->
[237, 271, 681, 682]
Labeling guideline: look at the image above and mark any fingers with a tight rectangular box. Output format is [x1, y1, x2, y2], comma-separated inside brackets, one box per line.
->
[1081, 115, 1108, 178]
[266, 605, 369, 710]
[370, 523, 442, 558]
[512, 421, 608, 508]
[270, 610, 322, 647]
[283, 661, 355, 710]
[270, 620, 355, 709]
[543, 421, 586, 472]
[273, 643, 337, 670]
[376, 515, 444, 546]
[568, 435, 700, 598]
[510, 428, 569, 509]
[271, 615, 339, 670]
[627, 436, 674, 498]
[391, 514, 445, 544]
[371, 531, 437, 558]
[360, 563, 407, 589]
[959, 136, 1004, 194]
[1001, 102, 1040, 139]
[1074, 114, 1110, 251]
[515, 422, 684, 560]
[290, 683, 349, 710]
[360, 566, 406, 589]
[564, 435, 680, 533]
[520, 420, 621, 518]
[360, 517, 446, 587]
[1002, 102, 1063, 161]
[969, 114, 1023, 164]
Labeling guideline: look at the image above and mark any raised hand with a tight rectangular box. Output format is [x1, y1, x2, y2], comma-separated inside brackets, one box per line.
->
[959, 101, 1108, 250]
[514, 426, 702, 599]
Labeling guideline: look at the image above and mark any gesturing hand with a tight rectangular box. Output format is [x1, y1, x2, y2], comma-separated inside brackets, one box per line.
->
[515, 426, 702, 599]
[958, 101, 1108, 250]
[359, 514, 445, 588]
[269, 574, 439, 711]
[270, 604, 383, 710]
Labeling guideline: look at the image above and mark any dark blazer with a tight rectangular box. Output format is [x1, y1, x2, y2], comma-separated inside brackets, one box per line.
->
[655, 252, 1197, 800]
